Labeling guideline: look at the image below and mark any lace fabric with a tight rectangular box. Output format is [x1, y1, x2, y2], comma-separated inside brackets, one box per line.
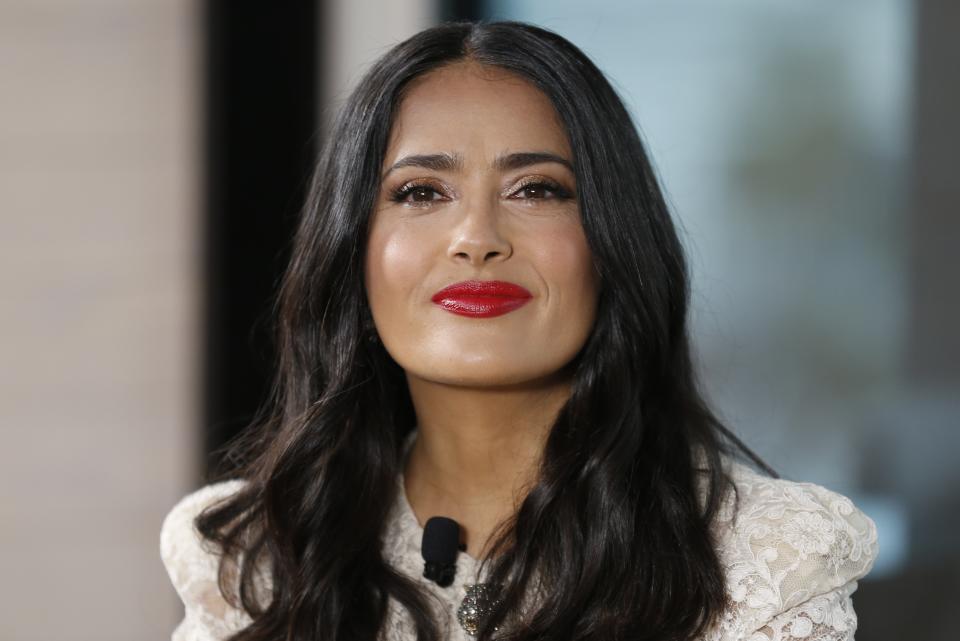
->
[705, 464, 878, 640]
[159, 480, 255, 641]
[159, 460, 878, 640]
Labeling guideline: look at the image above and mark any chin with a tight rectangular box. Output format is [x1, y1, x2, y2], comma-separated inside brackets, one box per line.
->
[409, 360, 569, 389]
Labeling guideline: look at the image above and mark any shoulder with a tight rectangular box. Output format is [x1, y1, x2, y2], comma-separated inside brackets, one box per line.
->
[160, 479, 254, 640]
[708, 462, 879, 640]
[160, 479, 248, 576]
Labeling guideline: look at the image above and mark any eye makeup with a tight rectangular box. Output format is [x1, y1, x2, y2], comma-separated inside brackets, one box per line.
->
[509, 176, 574, 200]
[390, 180, 450, 206]
[388, 176, 575, 207]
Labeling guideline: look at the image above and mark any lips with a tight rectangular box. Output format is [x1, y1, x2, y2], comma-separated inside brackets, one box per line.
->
[431, 280, 533, 318]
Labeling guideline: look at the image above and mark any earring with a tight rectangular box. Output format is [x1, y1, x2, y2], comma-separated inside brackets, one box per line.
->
[360, 312, 380, 344]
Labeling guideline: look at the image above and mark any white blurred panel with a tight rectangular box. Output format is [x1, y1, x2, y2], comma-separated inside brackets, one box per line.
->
[321, 0, 435, 130]
[0, 1, 200, 639]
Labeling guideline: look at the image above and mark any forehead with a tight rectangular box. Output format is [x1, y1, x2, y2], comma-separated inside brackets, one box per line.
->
[385, 61, 572, 162]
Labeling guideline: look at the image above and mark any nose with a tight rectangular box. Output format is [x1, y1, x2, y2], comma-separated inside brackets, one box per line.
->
[446, 196, 512, 266]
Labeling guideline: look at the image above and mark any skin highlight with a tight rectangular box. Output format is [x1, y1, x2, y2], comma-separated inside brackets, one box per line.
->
[364, 61, 601, 557]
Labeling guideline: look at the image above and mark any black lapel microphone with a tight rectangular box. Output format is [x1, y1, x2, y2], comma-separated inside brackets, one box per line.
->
[421, 516, 461, 587]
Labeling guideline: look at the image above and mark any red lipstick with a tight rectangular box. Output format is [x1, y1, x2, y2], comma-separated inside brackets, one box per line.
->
[431, 280, 533, 318]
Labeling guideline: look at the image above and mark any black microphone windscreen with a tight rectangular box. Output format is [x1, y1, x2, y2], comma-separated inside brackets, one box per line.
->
[422, 516, 460, 564]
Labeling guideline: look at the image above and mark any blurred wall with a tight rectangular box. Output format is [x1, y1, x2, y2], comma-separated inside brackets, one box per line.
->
[485, 1, 959, 639]
[201, 3, 320, 469]
[0, 1, 201, 640]
[322, 0, 434, 128]
[0, 0, 435, 639]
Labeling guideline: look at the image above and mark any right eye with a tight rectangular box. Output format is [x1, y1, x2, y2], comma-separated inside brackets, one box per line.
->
[391, 182, 445, 206]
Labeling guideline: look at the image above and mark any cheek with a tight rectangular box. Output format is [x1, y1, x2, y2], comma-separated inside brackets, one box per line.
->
[532, 222, 598, 307]
[365, 223, 432, 315]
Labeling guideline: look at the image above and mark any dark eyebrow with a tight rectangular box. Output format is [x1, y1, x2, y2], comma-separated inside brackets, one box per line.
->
[384, 152, 463, 178]
[382, 150, 573, 179]
[493, 151, 574, 173]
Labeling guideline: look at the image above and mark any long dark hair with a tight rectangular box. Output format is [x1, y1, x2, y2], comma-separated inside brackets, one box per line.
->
[196, 19, 771, 641]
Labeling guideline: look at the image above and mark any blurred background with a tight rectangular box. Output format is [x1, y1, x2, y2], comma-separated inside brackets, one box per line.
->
[0, 0, 956, 639]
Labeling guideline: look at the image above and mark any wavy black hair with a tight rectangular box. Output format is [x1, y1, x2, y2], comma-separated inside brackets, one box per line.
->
[196, 19, 771, 641]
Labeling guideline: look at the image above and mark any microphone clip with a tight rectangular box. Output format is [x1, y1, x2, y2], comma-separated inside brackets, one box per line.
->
[423, 560, 457, 587]
[421, 516, 461, 588]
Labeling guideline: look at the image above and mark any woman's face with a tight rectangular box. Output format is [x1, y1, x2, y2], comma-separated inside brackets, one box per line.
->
[365, 61, 600, 388]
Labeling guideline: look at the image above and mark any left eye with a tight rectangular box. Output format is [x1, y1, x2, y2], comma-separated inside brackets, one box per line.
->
[512, 181, 569, 200]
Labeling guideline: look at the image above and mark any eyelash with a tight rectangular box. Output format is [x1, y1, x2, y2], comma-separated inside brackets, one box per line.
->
[390, 178, 573, 207]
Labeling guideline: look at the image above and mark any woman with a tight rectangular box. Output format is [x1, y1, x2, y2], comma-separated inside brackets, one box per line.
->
[160, 20, 878, 641]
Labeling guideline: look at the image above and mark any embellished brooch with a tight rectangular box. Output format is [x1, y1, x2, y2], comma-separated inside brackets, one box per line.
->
[456, 583, 502, 637]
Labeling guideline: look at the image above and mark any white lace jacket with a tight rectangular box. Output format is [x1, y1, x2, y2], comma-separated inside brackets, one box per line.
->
[160, 460, 878, 641]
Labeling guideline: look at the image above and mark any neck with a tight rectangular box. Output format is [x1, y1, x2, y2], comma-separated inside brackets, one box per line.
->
[402, 372, 572, 558]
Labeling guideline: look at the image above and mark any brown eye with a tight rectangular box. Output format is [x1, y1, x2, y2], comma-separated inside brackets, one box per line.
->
[511, 180, 571, 201]
[392, 183, 444, 205]
[519, 184, 551, 199]
[409, 186, 437, 202]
